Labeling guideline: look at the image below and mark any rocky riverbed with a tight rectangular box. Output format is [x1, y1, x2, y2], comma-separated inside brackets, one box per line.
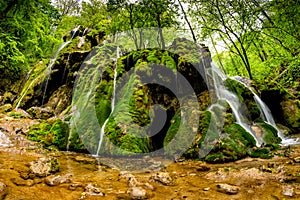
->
[1, 114, 300, 200]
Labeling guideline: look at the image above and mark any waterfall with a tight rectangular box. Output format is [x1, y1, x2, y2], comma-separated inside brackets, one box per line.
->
[15, 40, 72, 109]
[95, 47, 120, 156]
[207, 65, 262, 146]
[233, 76, 299, 146]
[42, 41, 71, 106]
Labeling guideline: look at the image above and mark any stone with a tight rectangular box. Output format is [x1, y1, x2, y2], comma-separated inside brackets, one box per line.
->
[128, 187, 148, 200]
[84, 184, 104, 196]
[197, 165, 211, 172]
[293, 157, 300, 163]
[45, 174, 72, 186]
[0, 104, 12, 113]
[27, 107, 54, 120]
[11, 177, 35, 187]
[73, 156, 96, 165]
[152, 172, 174, 186]
[0, 182, 7, 199]
[68, 182, 84, 191]
[217, 183, 239, 195]
[282, 185, 294, 197]
[0, 131, 12, 147]
[29, 157, 60, 177]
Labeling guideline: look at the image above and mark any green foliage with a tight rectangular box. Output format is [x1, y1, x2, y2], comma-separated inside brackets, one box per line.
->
[0, 0, 61, 88]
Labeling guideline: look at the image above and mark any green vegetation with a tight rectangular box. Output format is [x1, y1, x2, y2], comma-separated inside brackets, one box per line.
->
[1, 0, 299, 162]
[28, 119, 85, 151]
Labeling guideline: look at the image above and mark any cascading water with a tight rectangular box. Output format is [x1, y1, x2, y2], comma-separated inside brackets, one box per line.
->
[95, 47, 120, 156]
[233, 76, 300, 146]
[41, 41, 72, 106]
[207, 65, 261, 146]
[16, 32, 77, 109]
[61, 54, 71, 84]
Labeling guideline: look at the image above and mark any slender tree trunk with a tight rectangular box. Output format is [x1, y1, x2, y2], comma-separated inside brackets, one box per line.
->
[215, 0, 252, 79]
[156, 14, 165, 49]
[177, 0, 197, 43]
[128, 5, 139, 49]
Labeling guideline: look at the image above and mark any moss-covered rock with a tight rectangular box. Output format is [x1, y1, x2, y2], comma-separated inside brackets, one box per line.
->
[27, 119, 85, 152]
[0, 104, 12, 113]
[281, 99, 300, 133]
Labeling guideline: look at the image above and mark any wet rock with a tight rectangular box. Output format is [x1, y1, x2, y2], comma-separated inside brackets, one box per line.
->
[45, 85, 72, 114]
[11, 177, 35, 187]
[68, 182, 84, 191]
[151, 172, 174, 186]
[217, 183, 239, 195]
[128, 187, 148, 200]
[29, 157, 60, 177]
[45, 174, 72, 186]
[293, 156, 300, 163]
[0, 182, 7, 199]
[0, 131, 12, 147]
[282, 185, 294, 197]
[27, 107, 54, 120]
[73, 156, 96, 165]
[84, 184, 104, 196]
[0, 104, 12, 113]
[197, 165, 211, 172]
[7, 109, 31, 119]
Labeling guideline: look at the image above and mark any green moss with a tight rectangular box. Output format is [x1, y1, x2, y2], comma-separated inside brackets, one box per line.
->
[28, 119, 85, 152]
[281, 100, 300, 132]
[7, 111, 26, 119]
[249, 148, 273, 159]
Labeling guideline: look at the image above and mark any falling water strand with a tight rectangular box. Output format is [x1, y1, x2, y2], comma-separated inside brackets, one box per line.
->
[233, 77, 299, 146]
[41, 41, 71, 106]
[96, 47, 120, 156]
[82, 28, 88, 36]
[61, 54, 71, 84]
[208, 65, 261, 146]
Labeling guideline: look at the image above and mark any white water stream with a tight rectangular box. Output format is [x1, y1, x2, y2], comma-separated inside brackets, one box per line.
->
[95, 47, 120, 156]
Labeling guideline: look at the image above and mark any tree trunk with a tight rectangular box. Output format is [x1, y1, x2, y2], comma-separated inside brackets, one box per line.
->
[178, 0, 197, 43]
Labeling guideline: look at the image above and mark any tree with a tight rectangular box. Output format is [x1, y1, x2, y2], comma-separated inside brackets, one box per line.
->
[0, 0, 60, 87]
[52, 0, 80, 16]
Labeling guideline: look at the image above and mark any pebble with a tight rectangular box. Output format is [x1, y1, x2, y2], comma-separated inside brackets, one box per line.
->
[217, 183, 239, 195]
[152, 172, 174, 186]
[293, 157, 300, 163]
[282, 185, 294, 197]
[0, 182, 7, 199]
[44, 174, 72, 186]
[128, 187, 148, 200]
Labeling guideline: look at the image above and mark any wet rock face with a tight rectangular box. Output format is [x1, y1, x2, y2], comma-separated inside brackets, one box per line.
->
[29, 157, 60, 177]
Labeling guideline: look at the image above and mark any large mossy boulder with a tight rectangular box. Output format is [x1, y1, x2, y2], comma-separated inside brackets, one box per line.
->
[71, 40, 209, 156]
[69, 39, 283, 161]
